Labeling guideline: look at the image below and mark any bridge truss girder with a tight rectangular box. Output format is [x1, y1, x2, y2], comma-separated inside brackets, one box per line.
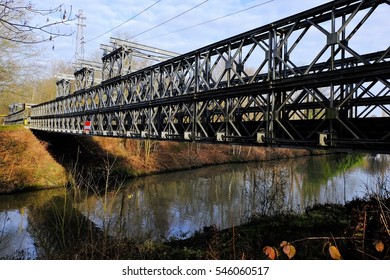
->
[30, 0, 390, 152]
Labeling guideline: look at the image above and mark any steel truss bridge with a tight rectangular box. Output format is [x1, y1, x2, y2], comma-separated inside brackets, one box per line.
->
[24, 0, 390, 152]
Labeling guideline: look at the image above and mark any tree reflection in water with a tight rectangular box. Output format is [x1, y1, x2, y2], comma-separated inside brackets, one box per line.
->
[0, 154, 389, 259]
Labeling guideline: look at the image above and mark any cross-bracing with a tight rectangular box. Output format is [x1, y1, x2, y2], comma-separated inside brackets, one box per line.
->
[27, 0, 390, 152]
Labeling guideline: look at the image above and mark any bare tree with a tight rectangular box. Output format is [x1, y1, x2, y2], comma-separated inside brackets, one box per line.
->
[0, 0, 75, 44]
[0, 0, 75, 104]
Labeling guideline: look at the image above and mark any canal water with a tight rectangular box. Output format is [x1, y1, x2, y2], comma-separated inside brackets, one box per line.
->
[0, 153, 389, 259]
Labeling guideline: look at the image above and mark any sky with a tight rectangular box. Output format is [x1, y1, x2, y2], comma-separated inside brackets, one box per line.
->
[36, 0, 389, 67]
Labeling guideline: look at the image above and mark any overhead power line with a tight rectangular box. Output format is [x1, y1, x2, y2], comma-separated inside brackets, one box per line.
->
[140, 0, 275, 42]
[130, 0, 209, 40]
[85, 0, 162, 44]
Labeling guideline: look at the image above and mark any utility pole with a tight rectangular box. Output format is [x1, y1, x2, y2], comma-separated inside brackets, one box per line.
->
[75, 9, 86, 61]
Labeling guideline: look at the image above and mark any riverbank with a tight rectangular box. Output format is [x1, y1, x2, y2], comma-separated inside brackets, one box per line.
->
[0, 125, 325, 194]
[0, 126, 67, 193]
[29, 196, 389, 260]
[0, 148, 388, 260]
[154, 197, 389, 260]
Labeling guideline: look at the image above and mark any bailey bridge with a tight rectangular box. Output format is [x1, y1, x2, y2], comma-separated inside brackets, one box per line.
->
[5, 0, 390, 153]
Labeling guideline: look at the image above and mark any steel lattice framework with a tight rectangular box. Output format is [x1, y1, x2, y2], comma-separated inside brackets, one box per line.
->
[4, 103, 33, 125]
[29, 0, 390, 152]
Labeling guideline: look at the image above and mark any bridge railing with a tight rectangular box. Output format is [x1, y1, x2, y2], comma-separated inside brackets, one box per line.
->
[29, 0, 390, 152]
[4, 105, 32, 125]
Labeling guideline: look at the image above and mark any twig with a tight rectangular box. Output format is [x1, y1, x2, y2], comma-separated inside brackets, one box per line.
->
[362, 210, 367, 256]
[356, 249, 380, 260]
[290, 236, 368, 245]
[232, 226, 236, 259]
[375, 194, 390, 237]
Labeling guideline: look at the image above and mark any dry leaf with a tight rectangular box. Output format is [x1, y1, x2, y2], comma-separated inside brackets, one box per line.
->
[374, 240, 385, 252]
[283, 244, 296, 259]
[280, 241, 288, 248]
[263, 246, 277, 260]
[329, 245, 342, 260]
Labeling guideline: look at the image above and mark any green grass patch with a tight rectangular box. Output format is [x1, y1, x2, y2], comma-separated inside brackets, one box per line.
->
[0, 124, 25, 131]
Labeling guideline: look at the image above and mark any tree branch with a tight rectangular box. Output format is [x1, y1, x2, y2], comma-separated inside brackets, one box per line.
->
[0, 0, 75, 44]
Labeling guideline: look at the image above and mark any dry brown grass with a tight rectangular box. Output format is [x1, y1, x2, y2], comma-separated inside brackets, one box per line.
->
[0, 126, 67, 193]
[0, 125, 319, 194]
[90, 137, 316, 177]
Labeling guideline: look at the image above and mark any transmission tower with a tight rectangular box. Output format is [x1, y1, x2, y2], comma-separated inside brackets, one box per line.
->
[75, 9, 86, 61]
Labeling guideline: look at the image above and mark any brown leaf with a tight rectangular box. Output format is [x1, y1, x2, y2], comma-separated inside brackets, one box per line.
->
[283, 244, 296, 259]
[280, 241, 288, 248]
[329, 245, 342, 260]
[263, 246, 277, 260]
[374, 240, 385, 252]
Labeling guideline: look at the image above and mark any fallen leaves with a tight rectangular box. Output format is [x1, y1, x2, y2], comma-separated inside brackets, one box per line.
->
[329, 245, 343, 260]
[262, 241, 296, 260]
[281, 241, 296, 259]
[262, 237, 387, 260]
[374, 240, 385, 253]
[263, 246, 277, 260]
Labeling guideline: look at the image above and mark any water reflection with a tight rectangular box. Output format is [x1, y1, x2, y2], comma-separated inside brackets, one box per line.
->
[0, 189, 64, 259]
[0, 154, 389, 259]
[66, 154, 389, 239]
[0, 210, 36, 259]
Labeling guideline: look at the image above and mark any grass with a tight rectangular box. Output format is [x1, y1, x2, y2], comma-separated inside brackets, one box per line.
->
[27, 128, 323, 192]
[0, 126, 67, 193]
[1, 124, 324, 194]
[28, 196, 389, 260]
[140, 198, 388, 260]
[0, 124, 25, 131]
[78, 135, 322, 177]
[1, 131, 388, 260]
[25, 158, 388, 260]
